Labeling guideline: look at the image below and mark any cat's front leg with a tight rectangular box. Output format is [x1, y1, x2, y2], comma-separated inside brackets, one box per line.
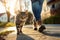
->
[19, 25, 23, 33]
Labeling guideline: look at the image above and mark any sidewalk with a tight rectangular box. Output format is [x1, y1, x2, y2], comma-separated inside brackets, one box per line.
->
[17, 27, 60, 40]
[6, 24, 60, 40]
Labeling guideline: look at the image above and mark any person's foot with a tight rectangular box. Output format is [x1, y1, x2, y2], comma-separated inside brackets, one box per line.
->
[34, 28, 37, 30]
[17, 32, 19, 35]
[38, 25, 46, 33]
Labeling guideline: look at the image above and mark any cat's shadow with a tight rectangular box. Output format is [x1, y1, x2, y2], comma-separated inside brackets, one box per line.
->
[16, 33, 34, 40]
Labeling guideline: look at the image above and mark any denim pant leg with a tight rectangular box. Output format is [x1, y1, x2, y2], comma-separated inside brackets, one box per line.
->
[32, 1, 42, 21]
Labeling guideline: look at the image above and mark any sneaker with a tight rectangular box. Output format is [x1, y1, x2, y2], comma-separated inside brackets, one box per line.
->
[34, 28, 37, 30]
[17, 32, 19, 35]
[39, 25, 46, 33]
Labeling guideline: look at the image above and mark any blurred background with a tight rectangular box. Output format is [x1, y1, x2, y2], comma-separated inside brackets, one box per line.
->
[0, 0, 60, 27]
[0, 0, 60, 40]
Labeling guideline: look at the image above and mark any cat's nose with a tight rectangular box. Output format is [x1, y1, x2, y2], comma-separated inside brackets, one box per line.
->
[22, 17, 25, 19]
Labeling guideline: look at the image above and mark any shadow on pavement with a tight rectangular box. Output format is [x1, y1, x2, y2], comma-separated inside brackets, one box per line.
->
[42, 31, 60, 37]
[16, 33, 34, 40]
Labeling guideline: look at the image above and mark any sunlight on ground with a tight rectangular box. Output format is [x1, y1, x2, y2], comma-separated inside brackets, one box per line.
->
[0, 26, 17, 34]
[6, 27, 16, 31]
[6, 27, 17, 34]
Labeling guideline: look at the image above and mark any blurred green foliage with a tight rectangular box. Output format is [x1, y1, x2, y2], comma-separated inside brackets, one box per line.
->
[0, 22, 7, 27]
[43, 15, 60, 24]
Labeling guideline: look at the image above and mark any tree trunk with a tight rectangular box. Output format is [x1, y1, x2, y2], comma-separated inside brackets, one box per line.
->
[6, 11, 10, 22]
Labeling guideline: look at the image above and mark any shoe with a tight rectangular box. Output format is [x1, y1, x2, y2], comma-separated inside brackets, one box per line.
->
[39, 25, 46, 33]
[17, 32, 19, 35]
[34, 28, 37, 30]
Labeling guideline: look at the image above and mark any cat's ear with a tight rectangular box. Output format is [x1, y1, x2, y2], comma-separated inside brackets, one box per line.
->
[16, 10, 20, 15]
[25, 10, 28, 14]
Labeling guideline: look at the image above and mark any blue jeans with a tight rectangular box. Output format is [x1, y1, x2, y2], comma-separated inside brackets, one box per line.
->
[32, 0, 44, 21]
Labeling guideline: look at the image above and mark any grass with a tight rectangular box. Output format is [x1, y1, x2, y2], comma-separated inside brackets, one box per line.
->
[5, 22, 15, 27]
[0, 22, 7, 27]
[0, 30, 14, 36]
[0, 30, 14, 40]
[0, 22, 15, 28]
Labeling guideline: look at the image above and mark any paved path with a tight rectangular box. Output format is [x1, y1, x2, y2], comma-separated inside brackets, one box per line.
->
[5, 24, 60, 40]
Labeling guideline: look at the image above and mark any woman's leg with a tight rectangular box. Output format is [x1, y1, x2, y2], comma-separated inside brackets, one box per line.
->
[34, 19, 38, 30]
[32, 2, 42, 29]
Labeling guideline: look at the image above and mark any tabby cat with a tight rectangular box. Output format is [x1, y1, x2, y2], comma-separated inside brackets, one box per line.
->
[16, 11, 28, 34]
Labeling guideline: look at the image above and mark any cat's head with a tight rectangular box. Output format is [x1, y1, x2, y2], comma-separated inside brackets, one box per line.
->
[18, 10, 28, 21]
